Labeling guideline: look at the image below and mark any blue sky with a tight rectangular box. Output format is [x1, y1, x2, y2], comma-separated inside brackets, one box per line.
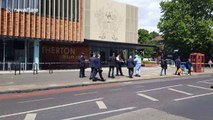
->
[115, 0, 163, 33]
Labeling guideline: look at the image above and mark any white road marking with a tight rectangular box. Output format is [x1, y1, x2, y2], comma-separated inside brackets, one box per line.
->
[74, 91, 98, 96]
[168, 88, 193, 96]
[187, 85, 213, 91]
[96, 101, 107, 109]
[197, 81, 213, 85]
[138, 93, 159, 102]
[62, 107, 136, 120]
[18, 98, 54, 104]
[24, 113, 37, 120]
[0, 98, 103, 119]
[137, 84, 183, 93]
[7, 82, 14, 85]
[174, 92, 213, 101]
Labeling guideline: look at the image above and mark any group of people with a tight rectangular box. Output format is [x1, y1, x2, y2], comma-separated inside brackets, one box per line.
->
[79, 52, 208, 81]
[79, 52, 142, 81]
[160, 56, 193, 76]
[78, 53, 105, 81]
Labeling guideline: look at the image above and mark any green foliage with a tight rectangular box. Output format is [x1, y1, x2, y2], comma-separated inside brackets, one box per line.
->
[137, 29, 159, 58]
[138, 29, 151, 44]
[158, 0, 213, 60]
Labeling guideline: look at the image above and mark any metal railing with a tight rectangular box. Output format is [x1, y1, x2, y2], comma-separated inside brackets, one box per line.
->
[0, 62, 212, 75]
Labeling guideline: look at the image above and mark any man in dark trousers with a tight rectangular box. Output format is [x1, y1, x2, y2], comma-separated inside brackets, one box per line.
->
[108, 53, 116, 78]
[175, 56, 181, 75]
[160, 57, 167, 76]
[92, 54, 105, 81]
[127, 55, 135, 78]
[186, 58, 192, 75]
[116, 54, 124, 76]
[78, 53, 86, 78]
[89, 53, 96, 80]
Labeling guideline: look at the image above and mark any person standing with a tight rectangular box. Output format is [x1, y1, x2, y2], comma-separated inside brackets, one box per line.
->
[160, 57, 167, 76]
[108, 53, 116, 78]
[175, 56, 181, 75]
[134, 55, 142, 77]
[92, 54, 105, 81]
[89, 53, 96, 80]
[186, 59, 192, 75]
[127, 55, 135, 78]
[116, 54, 124, 76]
[208, 59, 212, 68]
[78, 53, 86, 78]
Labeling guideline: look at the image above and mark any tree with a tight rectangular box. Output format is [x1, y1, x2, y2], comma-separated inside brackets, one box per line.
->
[150, 31, 159, 39]
[158, 0, 213, 61]
[138, 29, 159, 58]
[138, 29, 151, 44]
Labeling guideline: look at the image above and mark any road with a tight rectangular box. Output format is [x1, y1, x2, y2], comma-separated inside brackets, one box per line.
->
[0, 74, 213, 120]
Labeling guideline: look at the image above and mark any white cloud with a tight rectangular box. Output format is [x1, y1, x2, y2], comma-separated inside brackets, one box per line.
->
[115, 0, 163, 32]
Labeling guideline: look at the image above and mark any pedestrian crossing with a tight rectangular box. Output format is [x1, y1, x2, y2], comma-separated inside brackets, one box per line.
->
[137, 81, 213, 102]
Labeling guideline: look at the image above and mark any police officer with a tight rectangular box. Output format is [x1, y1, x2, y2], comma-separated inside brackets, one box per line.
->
[108, 53, 116, 78]
[79, 53, 86, 78]
[127, 55, 135, 78]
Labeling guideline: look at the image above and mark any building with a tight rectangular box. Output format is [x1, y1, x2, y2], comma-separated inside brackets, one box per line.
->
[0, 0, 155, 71]
[0, 0, 85, 70]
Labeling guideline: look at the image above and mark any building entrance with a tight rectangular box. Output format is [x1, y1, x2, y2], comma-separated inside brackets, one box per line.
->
[0, 39, 34, 71]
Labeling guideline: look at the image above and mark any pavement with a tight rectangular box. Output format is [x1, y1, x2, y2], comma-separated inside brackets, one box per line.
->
[0, 65, 212, 94]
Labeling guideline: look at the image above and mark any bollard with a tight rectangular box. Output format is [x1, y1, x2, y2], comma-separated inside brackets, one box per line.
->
[36, 63, 38, 74]
[19, 62, 21, 75]
[33, 63, 38, 75]
[14, 64, 17, 75]
[49, 63, 53, 74]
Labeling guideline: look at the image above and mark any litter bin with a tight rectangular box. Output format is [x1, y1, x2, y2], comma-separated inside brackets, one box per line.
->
[190, 53, 205, 72]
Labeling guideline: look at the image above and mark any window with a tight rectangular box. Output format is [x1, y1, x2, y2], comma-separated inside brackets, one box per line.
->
[68, 0, 72, 19]
[72, 0, 80, 21]
[25, 0, 29, 9]
[19, 0, 24, 9]
[1, 0, 6, 8]
[46, 0, 50, 16]
[14, 0, 18, 9]
[55, 0, 59, 18]
[8, 0, 12, 9]
[77, 0, 79, 21]
[72, 0, 75, 20]
[51, 0, 54, 17]
[64, 0, 68, 18]
[30, 0, 34, 9]
[35, 0, 39, 15]
[60, 0, 63, 18]
[41, 0, 45, 15]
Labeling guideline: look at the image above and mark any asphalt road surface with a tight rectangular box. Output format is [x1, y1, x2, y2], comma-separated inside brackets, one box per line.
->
[0, 74, 213, 120]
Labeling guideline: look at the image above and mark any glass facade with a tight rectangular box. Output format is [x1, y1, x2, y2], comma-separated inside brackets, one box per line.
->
[1, 0, 80, 21]
[0, 39, 34, 70]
